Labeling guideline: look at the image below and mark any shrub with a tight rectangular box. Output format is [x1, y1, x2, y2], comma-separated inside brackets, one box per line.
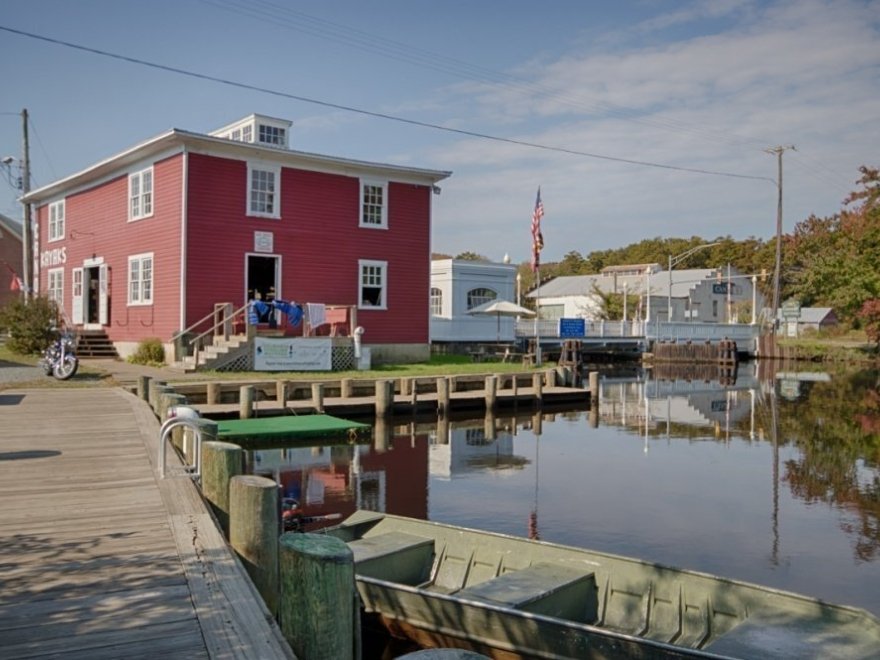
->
[128, 337, 165, 365]
[0, 296, 60, 354]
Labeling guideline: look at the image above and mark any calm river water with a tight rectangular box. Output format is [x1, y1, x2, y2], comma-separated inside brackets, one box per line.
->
[246, 361, 880, 616]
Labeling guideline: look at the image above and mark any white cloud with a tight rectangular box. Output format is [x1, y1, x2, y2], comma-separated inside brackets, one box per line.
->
[427, 0, 880, 261]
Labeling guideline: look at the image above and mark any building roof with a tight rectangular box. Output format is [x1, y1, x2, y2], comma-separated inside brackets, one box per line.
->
[528, 267, 723, 299]
[23, 120, 452, 204]
[0, 212, 22, 241]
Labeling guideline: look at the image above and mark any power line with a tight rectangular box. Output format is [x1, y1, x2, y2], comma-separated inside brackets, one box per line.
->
[0, 24, 774, 184]
[200, 0, 772, 151]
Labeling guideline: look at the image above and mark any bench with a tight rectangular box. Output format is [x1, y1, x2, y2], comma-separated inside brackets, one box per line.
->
[458, 562, 596, 622]
[348, 531, 435, 585]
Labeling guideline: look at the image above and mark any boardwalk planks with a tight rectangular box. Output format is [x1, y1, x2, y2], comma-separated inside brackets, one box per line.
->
[0, 387, 293, 659]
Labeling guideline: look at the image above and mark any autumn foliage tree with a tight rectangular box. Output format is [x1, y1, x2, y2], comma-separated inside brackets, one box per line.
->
[857, 299, 880, 350]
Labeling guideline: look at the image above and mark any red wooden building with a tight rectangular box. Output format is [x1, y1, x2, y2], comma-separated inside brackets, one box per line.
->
[22, 114, 451, 364]
[0, 212, 23, 309]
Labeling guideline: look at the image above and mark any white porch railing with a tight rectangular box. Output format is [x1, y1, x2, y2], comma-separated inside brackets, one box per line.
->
[514, 319, 761, 345]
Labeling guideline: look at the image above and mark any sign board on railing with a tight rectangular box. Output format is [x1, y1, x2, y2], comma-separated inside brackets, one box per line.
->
[781, 299, 801, 319]
[559, 318, 586, 338]
[254, 337, 332, 371]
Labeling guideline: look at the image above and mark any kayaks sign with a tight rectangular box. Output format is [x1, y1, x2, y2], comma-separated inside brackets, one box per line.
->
[40, 246, 67, 267]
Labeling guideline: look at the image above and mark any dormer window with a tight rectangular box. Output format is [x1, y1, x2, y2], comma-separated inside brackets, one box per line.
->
[211, 114, 291, 149]
[258, 124, 286, 147]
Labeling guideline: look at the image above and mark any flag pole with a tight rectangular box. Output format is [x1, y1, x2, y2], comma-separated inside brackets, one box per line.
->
[534, 267, 542, 366]
[530, 186, 544, 367]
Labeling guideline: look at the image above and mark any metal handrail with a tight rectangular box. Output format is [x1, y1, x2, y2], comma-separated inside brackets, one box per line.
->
[159, 417, 204, 479]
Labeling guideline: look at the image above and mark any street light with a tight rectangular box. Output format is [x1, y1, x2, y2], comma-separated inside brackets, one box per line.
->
[667, 242, 720, 322]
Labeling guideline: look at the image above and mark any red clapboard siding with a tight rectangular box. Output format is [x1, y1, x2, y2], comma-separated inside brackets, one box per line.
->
[38, 154, 183, 343]
[186, 154, 432, 344]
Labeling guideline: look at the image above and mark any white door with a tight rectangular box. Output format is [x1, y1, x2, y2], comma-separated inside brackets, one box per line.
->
[98, 264, 109, 325]
[72, 268, 84, 324]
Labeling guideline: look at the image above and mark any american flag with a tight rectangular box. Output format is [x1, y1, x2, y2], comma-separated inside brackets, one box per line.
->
[530, 187, 544, 272]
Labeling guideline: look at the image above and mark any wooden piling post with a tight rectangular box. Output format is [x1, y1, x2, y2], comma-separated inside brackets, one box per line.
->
[239, 385, 254, 419]
[279, 533, 356, 660]
[436, 413, 449, 444]
[276, 380, 287, 406]
[201, 441, 243, 535]
[484, 375, 498, 411]
[589, 371, 599, 403]
[137, 375, 150, 402]
[436, 377, 450, 416]
[229, 475, 279, 615]
[373, 415, 390, 453]
[375, 379, 393, 417]
[312, 383, 325, 413]
[206, 381, 221, 405]
[340, 377, 352, 399]
[148, 379, 167, 411]
[484, 410, 497, 441]
[532, 372, 543, 407]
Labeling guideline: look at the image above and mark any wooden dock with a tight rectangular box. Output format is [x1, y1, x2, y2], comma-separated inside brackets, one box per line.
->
[0, 388, 293, 659]
[164, 369, 589, 419]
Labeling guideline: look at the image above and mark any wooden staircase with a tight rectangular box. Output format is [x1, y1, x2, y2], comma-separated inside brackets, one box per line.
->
[76, 329, 119, 359]
[176, 334, 251, 372]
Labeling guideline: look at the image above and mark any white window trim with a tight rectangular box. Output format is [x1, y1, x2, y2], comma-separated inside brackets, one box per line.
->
[359, 179, 388, 229]
[358, 259, 388, 310]
[128, 252, 154, 306]
[48, 200, 65, 242]
[247, 163, 282, 219]
[47, 267, 64, 305]
[128, 166, 154, 222]
[430, 287, 443, 316]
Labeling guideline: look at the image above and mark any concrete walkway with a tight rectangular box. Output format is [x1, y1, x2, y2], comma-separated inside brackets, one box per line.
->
[0, 386, 294, 659]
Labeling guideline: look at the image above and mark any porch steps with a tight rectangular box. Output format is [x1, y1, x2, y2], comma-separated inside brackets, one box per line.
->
[176, 334, 250, 372]
[76, 329, 119, 359]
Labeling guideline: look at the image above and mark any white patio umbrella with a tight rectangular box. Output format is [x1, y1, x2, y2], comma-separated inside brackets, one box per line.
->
[466, 299, 535, 342]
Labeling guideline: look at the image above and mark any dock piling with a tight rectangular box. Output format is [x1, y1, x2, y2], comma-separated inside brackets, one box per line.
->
[311, 383, 325, 413]
[276, 380, 287, 406]
[437, 377, 450, 416]
[229, 475, 279, 615]
[206, 382, 220, 405]
[201, 440, 243, 535]
[239, 385, 254, 419]
[279, 533, 356, 660]
[375, 380, 393, 417]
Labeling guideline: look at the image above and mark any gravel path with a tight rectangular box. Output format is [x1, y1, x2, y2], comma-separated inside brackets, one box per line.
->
[0, 359, 49, 385]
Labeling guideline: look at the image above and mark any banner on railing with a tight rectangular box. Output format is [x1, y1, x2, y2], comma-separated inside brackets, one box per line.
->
[254, 337, 332, 371]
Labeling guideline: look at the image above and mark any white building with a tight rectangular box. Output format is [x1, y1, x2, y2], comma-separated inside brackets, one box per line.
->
[529, 264, 762, 324]
[430, 259, 518, 343]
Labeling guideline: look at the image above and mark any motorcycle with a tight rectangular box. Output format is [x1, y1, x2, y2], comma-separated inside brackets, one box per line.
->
[40, 330, 79, 380]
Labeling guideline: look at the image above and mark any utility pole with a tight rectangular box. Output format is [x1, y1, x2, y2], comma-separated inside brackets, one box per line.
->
[765, 145, 795, 329]
[21, 108, 32, 301]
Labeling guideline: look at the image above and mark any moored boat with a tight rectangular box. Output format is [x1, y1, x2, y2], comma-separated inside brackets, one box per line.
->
[325, 511, 880, 659]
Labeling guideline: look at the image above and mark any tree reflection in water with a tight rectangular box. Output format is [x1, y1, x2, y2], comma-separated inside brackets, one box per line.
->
[768, 368, 880, 562]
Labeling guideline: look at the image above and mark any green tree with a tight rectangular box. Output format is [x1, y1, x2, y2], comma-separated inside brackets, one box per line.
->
[454, 251, 490, 262]
[0, 296, 60, 354]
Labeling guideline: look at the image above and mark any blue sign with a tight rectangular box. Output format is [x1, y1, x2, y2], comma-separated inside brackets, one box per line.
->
[559, 318, 585, 338]
[712, 283, 729, 294]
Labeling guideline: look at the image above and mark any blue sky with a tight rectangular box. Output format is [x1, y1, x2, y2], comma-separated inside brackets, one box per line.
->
[1, 0, 878, 264]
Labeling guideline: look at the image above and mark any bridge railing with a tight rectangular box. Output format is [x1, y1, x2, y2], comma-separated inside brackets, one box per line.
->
[514, 318, 761, 345]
